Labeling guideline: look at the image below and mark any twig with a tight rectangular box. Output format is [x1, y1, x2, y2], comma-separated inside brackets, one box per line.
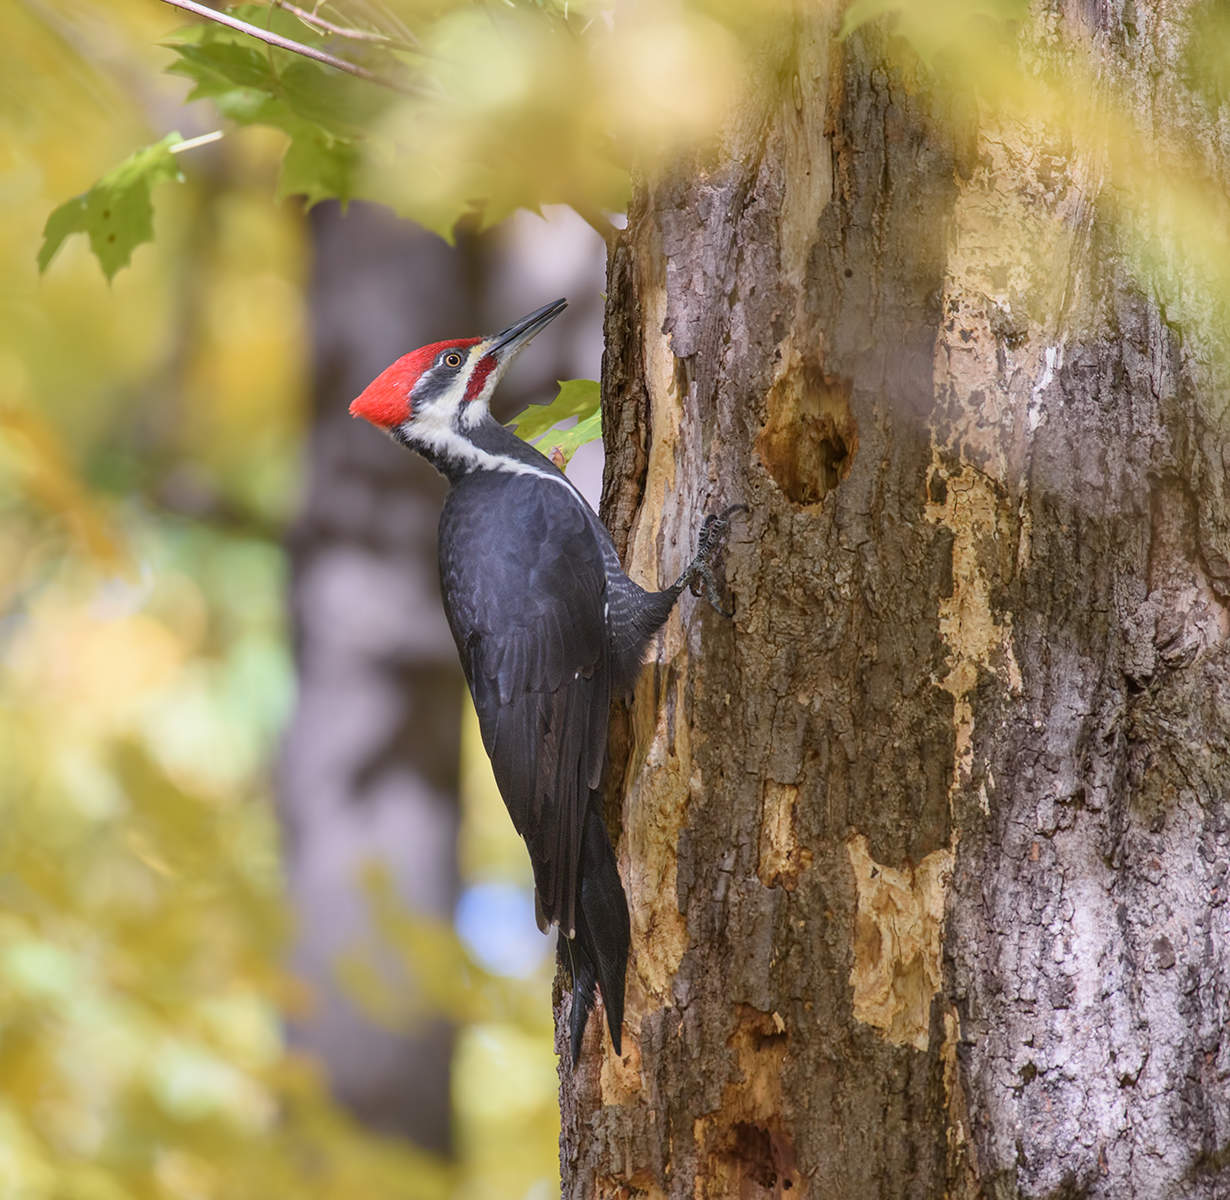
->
[158, 0, 425, 95]
[170, 129, 224, 153]
[272, 0, 420, 51]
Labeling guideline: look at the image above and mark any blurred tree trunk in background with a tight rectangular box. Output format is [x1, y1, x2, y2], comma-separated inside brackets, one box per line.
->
[281, 202, 604, 1155]
[562, 6, 1230, 1199]
[279, 203, 471, 1153]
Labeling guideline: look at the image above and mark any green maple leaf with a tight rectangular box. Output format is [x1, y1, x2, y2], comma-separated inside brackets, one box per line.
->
[534, 408, 602, 467]
[277, 128, 359, 209]
[38, 133, 185, 281]
[162, 12, 391, 220]
[167, 37, 281, 98]
[510, 379, 600, 440]
[510, 379, 602, 466]
[164, 9, 386, 141]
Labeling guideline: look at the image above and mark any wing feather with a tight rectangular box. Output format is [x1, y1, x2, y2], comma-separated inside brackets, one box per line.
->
[439, 472, 609, 935]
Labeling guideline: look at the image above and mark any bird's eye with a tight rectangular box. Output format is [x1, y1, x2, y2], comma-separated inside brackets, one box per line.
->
[444, 352, 463, 368]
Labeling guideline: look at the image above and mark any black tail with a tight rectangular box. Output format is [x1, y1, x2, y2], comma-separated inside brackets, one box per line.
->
[564, 799, 630, 1066]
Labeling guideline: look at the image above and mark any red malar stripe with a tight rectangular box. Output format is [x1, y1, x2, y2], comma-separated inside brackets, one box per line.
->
[463, 353, 497, 403]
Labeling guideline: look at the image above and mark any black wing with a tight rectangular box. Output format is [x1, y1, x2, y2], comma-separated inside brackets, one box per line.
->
[438, 471, 610, 937]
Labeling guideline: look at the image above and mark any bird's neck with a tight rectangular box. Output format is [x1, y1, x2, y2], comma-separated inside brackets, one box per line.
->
[400, 412, 564, 487]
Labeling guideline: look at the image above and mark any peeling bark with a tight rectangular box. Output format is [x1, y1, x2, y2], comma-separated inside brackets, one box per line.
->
[560, 4, 1230, 1198]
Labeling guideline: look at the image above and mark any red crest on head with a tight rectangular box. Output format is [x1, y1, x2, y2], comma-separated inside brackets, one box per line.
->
[349, 338, 481, 428]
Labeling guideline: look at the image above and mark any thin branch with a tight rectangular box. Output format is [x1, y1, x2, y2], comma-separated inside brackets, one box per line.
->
[170, 129, 224, 153]
[158, 0, 426, 95]
[272, 0, 420, 51]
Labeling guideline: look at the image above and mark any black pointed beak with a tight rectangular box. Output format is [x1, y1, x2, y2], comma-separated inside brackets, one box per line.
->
[489, 298, 567, 357]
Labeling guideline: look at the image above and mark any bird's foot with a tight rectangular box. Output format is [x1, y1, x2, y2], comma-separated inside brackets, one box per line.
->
[679, 504, 747, 618]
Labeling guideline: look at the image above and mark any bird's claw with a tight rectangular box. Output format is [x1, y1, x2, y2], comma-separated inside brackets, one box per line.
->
[683, 504, 747, 618]
[689, 562, 735, 618]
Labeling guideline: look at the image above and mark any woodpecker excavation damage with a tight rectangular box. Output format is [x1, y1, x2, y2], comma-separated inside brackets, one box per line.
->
[691, 1005, 800, 1198]
[757, 779, 811, 890]
[924, 455, 1023, 810]
[615, 273, 693, 1025]
[621, 664, 692, 1009]
[846, 834, 953, 1052]
[756, 358, 857, 505]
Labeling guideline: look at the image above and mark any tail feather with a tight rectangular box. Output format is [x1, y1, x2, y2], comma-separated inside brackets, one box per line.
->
[563, 800, 629, 1066]
[565, 938, 598, 1066]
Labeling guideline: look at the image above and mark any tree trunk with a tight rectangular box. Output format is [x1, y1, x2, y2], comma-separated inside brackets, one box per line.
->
[560, 5, 1230, 1198]
[279, 202, 470, 1153]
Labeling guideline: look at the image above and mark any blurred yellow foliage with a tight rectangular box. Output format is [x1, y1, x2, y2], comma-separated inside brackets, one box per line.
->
[0, 2, 461, 1197]
[5, 1, 565, 1193]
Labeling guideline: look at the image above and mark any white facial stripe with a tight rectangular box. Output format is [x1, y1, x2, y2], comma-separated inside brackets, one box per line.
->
[410, 383, 464, 440]
[413, 359, 469, 432]
[411, 423, 550, 479]
[399, 415, 584, 501]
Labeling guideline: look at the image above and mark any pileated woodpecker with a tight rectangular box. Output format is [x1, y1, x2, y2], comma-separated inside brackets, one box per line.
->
[349, 298, 739, 1062]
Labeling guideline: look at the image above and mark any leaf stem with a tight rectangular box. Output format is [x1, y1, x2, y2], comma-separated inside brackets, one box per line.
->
[158, 0, 425, 95]
[169, 130, 224, 154]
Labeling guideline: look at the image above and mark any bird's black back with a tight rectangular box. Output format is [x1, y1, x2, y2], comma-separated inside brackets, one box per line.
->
[438, 464, 612, 938]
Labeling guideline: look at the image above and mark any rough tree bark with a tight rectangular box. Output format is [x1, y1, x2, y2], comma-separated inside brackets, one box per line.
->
[560, 4, 1230, 1198]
